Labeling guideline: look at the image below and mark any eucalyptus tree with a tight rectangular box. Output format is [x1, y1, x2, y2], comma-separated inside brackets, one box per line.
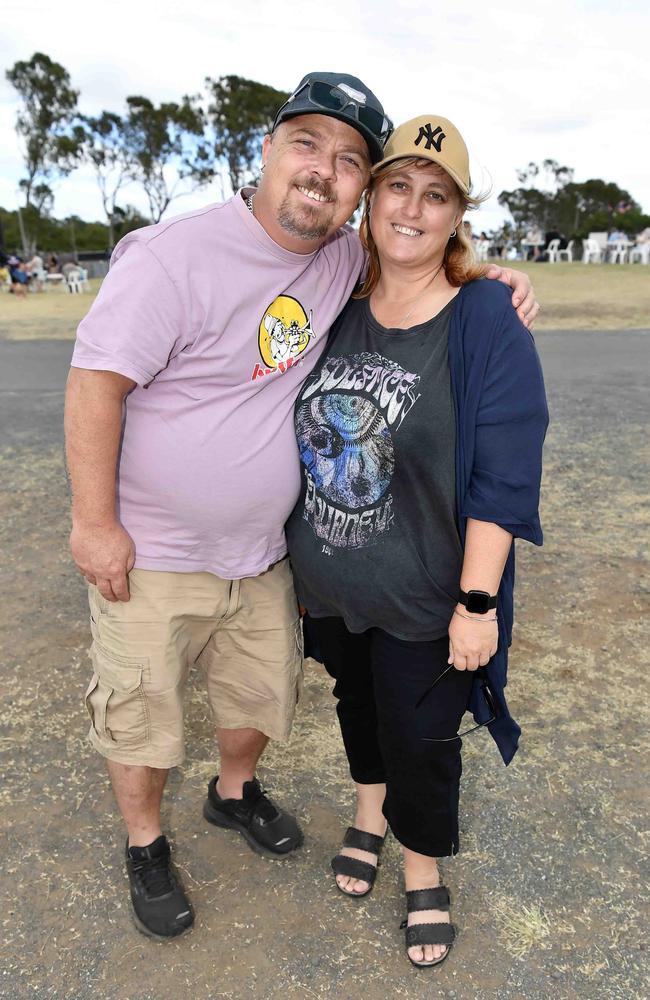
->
[122, 95, 211, 223]
[6, 52, 82, 208]
[80, 111, 132, 248]
[204, 75, 289, 195]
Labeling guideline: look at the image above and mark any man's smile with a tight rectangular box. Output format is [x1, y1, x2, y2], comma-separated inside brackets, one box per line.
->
[296, 184, 335, 205]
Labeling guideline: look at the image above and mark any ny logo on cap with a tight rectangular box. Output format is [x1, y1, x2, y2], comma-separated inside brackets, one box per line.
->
[414, 124, 446, 152]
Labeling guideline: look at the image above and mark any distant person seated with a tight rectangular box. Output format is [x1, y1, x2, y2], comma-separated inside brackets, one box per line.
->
[8, 256, 29, 298]
[607, 229, 626, 244]
[0, 251, 9, 288]
[544, 230, 568, 251]
[47, 252, 60, 273]
[523, 227, 544, 259]
[27, 253, 45, 292]
[635, 227, 650, 244]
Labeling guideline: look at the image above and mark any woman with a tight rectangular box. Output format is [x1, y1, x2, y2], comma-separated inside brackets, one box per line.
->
[285, 115, 548, 968]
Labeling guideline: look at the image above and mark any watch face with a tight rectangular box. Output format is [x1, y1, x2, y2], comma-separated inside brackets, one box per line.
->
[466, 590, 490, 614]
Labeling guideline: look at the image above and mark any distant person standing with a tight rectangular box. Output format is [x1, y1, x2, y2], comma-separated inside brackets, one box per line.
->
[523, 227, 544, 260]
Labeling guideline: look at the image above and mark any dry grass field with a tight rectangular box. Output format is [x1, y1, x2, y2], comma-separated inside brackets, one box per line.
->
[0, 327, 648, 1000]
[1, 264, 649, 339]
[0, 255, 648, 998]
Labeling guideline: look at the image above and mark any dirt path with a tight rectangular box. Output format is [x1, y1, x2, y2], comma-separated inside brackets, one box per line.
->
[0, 331, 648, 1000]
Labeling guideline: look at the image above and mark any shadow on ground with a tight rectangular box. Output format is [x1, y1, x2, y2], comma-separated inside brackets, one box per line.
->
[0, 331, 648, 1000]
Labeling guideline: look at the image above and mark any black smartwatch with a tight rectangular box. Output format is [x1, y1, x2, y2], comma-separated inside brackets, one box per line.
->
[458, 589, 497, 615]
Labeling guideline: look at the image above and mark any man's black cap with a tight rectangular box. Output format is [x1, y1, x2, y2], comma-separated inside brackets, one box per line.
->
[272, 72, 392, 164]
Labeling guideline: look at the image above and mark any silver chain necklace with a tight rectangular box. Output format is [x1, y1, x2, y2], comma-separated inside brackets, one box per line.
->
[378, 260, 445, 328]
[246, 193, 255, 214]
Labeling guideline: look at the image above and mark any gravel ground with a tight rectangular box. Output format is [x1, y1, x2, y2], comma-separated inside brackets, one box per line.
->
[0, 330, 648, 1000]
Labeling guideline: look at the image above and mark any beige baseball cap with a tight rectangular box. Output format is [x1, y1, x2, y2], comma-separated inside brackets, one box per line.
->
[373, 115, 470, 194]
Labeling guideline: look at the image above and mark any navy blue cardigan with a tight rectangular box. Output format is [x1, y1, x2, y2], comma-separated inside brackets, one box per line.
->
[303, 278, 549, 766]
[449, 279, 548, 764]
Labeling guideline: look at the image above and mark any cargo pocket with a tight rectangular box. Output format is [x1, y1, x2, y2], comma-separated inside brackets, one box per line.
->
[85, 642, 150, 749]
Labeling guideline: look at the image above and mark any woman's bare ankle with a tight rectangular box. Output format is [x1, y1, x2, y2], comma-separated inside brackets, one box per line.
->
[402, 846, 440, 888]
[353, 781, 387, 835]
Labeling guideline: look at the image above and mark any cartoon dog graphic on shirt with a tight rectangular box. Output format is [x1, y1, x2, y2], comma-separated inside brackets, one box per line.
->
[264, 310, 315, 365]
[253, 295, 317, 380]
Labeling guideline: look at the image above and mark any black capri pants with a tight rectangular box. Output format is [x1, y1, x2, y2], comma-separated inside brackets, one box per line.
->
[312, 617, 475, 858]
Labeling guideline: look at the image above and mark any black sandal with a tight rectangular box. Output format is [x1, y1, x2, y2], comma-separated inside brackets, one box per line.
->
[400, 886, 456, 968]
[330, 826, 385, 898]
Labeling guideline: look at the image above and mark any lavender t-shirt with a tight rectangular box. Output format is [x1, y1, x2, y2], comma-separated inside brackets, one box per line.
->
[71, 190, 365, 578]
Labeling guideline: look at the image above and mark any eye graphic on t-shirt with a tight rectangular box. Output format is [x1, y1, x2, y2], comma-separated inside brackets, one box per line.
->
[296, 394, 394, 508]
[258, 295, 316, 369]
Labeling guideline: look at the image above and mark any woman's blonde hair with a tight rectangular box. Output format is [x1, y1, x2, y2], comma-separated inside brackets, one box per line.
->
[354, 157, 489, 299]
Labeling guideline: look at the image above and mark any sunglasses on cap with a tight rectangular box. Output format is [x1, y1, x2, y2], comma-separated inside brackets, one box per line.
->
[280, 79, 393, 144]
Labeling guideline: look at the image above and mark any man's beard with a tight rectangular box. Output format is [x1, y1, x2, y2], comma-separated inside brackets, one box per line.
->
[277, 177, 337, 241]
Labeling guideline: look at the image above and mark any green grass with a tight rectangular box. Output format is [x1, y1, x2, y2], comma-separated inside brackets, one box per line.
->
[1, 265, 649, 340]
[0, 278, 102, 340]
[493, 260, 650, 330]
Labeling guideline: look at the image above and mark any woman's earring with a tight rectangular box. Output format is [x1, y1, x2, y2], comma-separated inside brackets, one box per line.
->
[450, 228, 457, 238]
[260, 162, 265, 173]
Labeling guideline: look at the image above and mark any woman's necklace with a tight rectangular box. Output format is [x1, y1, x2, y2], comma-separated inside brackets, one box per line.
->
[378, 260, 445, 328]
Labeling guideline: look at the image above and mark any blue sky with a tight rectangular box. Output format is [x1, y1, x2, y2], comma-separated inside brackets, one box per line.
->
[1, 0, 648, 234]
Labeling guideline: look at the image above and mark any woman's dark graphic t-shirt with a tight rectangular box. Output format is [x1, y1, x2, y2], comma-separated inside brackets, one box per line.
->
[285, 294, 463, 642]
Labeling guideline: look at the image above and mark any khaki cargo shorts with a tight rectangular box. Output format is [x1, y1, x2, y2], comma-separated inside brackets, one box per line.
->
[84, 559, 303, 769]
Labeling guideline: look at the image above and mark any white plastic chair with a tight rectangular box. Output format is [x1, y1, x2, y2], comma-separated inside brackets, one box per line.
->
[589, 232, 608, 256]
[547, 239, 561, 263]
[608, 240, 629, 265]
[582, 239, 602, 264]
[66, 268, 83, 294]
[629, 243, 650, 264]
[557, 240, 574, 263]
[27, 264, 48, 291]
[44, 272, 66, 291]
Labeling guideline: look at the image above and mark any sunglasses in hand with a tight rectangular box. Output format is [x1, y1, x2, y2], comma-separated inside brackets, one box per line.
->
[416, 663, 498, 743]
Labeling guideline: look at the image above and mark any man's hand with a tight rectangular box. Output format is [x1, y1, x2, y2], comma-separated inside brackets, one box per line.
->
[448, 607, 498, 672]
[485, 264, 540, 329]
[70, 520, 135, 602]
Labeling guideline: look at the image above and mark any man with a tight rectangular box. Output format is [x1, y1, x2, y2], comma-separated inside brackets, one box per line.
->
[65, 72, 538, 940]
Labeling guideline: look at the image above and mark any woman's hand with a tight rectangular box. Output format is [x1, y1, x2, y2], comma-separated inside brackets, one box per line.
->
[448, 606, 498, 671]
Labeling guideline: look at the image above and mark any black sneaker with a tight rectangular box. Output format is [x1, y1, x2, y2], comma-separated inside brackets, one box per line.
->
[203, 776, 303, 858]
[125, 835, 194, 940]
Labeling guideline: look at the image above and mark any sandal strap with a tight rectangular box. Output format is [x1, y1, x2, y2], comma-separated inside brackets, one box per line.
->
[330, 855, 378, 884]
[404, 922, 456, 947]
[406, 886, 451, 913]
[342, 826, 384, 855]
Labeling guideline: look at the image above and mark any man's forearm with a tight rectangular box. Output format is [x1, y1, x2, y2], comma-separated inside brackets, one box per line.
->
[64, 368, 134, 526]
